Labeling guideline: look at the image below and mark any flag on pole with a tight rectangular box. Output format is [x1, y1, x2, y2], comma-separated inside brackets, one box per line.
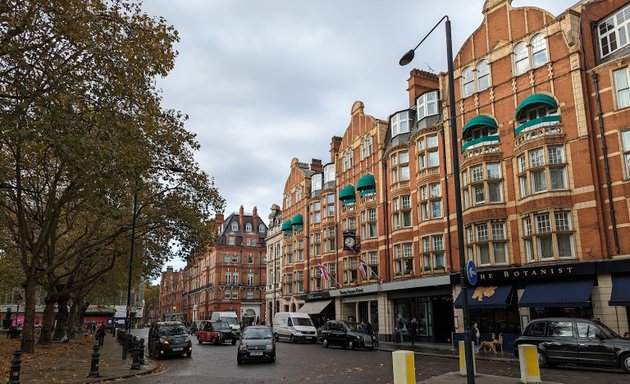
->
[359, 258, 367, 279]
[317, 262, 330, 281]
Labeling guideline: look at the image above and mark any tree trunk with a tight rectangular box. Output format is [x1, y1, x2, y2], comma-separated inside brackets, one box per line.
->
[20, 275, 37, 353]
[53, 296, 69, 341]
[38, 299, 56, 345]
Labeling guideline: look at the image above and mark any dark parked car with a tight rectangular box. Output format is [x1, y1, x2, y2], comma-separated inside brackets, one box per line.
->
[319, 320, 375, 350]
[148, 321, 192, 359]
[237, 325, 276, 364]
[197, 320, 237, 345]
[514, 318, 630, 373]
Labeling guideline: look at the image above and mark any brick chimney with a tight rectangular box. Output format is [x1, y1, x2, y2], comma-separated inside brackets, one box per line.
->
[407, 69, 439, 107]
[310, 158, 322, 173]
[239, 205, 245, 231]
[252, 206, 258, 229]
[330, 136, 342, 162]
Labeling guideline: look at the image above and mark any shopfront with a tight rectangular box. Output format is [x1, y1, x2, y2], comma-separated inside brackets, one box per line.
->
[297, 291, 335, 328]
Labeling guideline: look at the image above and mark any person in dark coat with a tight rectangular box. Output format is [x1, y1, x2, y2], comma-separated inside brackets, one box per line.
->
[96, 322, 106, 346]
[407, 317, 418, 347]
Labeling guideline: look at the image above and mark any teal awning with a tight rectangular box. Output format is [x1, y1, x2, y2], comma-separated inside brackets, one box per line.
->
[515, 94, 557, 118]
[462, 116, 498, 136]
[291, 214, 303, 229]
[281, 220, 292, 235]
[339, 185, 355, 201]
[357, 174, 375, 196]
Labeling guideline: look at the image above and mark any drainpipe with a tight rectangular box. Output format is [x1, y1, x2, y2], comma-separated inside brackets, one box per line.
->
[592, 72, 621, 256]
[440, 125, 454, 270]
[382, 157, 391, 281]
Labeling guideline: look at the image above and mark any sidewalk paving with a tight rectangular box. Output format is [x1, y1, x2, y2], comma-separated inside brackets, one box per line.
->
[1, 332, 156, 384]
[419, 371, 562, 384]
[378, 340, 518, 363]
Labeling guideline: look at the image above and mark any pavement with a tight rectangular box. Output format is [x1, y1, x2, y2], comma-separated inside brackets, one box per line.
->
[6, 331, 157, 384]
[418, 371, 562, 384]
[377, 340, 518, 363]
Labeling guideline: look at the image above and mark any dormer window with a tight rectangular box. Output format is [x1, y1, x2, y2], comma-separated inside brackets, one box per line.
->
[417, 91, 438, 120]
[259, 224, 265, 233]
[323, 163, 335, 184]
[245, 223, 252, 232]
[231, 222, 238, 231]
[311, 173, 323, 192]
[390, 110, 411, 137]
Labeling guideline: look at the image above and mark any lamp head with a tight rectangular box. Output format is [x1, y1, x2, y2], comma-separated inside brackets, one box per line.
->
[399, 49, 415, 66]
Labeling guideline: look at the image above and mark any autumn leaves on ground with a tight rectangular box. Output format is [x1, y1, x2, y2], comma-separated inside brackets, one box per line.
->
[0, 335, 92, 383]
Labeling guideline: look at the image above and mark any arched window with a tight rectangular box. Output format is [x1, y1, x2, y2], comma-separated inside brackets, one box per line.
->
[342, 148, 353, 171]
[514, 94, 560, 135]
[461, 67, 474, 97]
[476, 60, 490, 91]
[461, 116, 499, 152]
[531, 34, 548, 68]
[513, 42, 529, 75]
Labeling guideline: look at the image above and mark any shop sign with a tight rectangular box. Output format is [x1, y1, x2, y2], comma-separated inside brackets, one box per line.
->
[477, 263, 594, 282]
[339, 287, 364, 295]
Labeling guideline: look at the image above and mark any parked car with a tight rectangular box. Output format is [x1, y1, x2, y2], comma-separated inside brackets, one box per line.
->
[514, 317, 630, 373]
[148, 321, 192, 359]
[272, 312, 318, 343]
[197, 320, 237, 345]
[237, 325, 276, 364]
[319, 320, 375, 350]
[211, 311, 241, 335]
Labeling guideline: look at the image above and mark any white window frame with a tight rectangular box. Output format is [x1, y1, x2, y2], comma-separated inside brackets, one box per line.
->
[391, 110, 411, 137]
[613, 68, 630, 109]
[598, 5, 630, 58]
[417, 91, 438, 120]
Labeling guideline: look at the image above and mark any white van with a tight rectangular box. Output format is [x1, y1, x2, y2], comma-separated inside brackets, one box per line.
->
[272, 312, 317, 343]
[210, 311, 240, 334]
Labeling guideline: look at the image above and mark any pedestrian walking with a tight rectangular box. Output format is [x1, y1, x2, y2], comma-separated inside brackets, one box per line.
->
[407, 317, 418, 347]
[472, 322, 481, 353]
[96, 322, 106, 346]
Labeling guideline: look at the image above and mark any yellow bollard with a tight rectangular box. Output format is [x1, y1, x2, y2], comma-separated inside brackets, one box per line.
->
[458, 340, 477, 376]
[392, 350, 415, 384]
[518, 344, 541, 383]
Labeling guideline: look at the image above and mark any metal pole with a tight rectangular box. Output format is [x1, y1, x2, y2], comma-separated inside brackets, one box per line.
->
[123, 189, 138, 359]
[445, 18, 475, 384]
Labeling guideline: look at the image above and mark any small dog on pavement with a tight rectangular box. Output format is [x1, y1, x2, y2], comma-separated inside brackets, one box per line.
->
[480, 333, 500, 353]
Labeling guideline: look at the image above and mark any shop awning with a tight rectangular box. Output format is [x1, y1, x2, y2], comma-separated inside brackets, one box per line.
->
[609, 275, 630, 306]
[339, 185, 356, 205]
[518, 280, 593, 308]
[357, 174, 376, 197]
[297, 299, 333, 314]
[281, 220, 293, 235]
[462, 115, 498, 136]
[515, 94, 557, 118]
[454, 286, 513, 309]
[291, 214, 303, 229]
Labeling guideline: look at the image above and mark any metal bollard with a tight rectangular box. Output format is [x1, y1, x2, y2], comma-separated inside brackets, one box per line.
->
[139, 338, 145, 365]
[8, 348, 22, 384]
[87, 342, 101, 378]
[131, 336, 141, 370]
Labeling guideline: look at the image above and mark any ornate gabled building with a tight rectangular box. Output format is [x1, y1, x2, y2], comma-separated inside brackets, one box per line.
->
[272, 0, 630, 350]
[178, 206, 268, 325]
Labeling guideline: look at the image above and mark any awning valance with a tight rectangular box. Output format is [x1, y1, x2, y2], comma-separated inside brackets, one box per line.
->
[462, 115, 498, 136]
[357, 174, 376, 197]
[339, 185, 356, 205]
[454, 286, 513, 309]
[518, 280, 593, 308]
[281, 220, 292, 231]
[297, 299, 333, 314]
[609, 275, 630, 306]
[515, 94, 557, 118]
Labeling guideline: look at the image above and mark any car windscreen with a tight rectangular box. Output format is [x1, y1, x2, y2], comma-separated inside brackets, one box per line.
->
[222, 317, 238, 326]
[159, 324, 187, 336]
[243, 328, 272, 339]
[213, 322, 230, 330]
[595, 320, 620, 339]
[345, 322, 360, 332]
[292, 317, 313, 326]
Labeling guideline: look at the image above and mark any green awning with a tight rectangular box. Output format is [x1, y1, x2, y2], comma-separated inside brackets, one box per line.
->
[357, 174, 375, 191]
[281, 220, 292, 231]
[291, 214, 303, 229]
[515, 94, 557, 118]
[462, 116, 498, 136]
[339, 185, 355, 201]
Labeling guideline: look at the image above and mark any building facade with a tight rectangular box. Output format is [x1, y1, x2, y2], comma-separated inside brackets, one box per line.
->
[265, 204, 283, 322]
[274, 0, 630, 351]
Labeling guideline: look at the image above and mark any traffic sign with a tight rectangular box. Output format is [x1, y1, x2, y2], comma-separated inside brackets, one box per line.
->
[466, 260, 477, 286]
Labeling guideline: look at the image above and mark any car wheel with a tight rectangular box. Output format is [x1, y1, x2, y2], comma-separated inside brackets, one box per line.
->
[322, 338, 329, 348]
[232, 339, 236, 345]
[537, 350, 548, 368]
[621, 353, 630, 373]
[213, 337, 220, 345]
[290, 334, 295, 343]
[274, 333, 279, 342]
[197, 337, 202, 345]
[237, 356, 243, 365]
[186, 351, 192, 357]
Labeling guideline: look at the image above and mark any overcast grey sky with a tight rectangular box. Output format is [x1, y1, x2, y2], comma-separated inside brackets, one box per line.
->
[141, 0, 575, 271]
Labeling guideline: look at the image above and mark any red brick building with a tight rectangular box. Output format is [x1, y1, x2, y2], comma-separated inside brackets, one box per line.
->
[159, 266, 184, 321]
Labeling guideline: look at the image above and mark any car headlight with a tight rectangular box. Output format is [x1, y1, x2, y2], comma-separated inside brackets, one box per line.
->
[265, 344, 273, 351]
[355, 335, 362, 340]
[239, 344, 247, 351]
[295, 331, 302, 336]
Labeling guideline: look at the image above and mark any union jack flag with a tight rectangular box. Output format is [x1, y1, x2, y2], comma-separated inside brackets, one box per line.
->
[317, 262, 330, 281]
[359, 258, 367, 279]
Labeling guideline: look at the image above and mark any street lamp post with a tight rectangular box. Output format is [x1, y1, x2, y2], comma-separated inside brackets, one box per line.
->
[400, 16, 475, 384]
[122, 166, 185, 359]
